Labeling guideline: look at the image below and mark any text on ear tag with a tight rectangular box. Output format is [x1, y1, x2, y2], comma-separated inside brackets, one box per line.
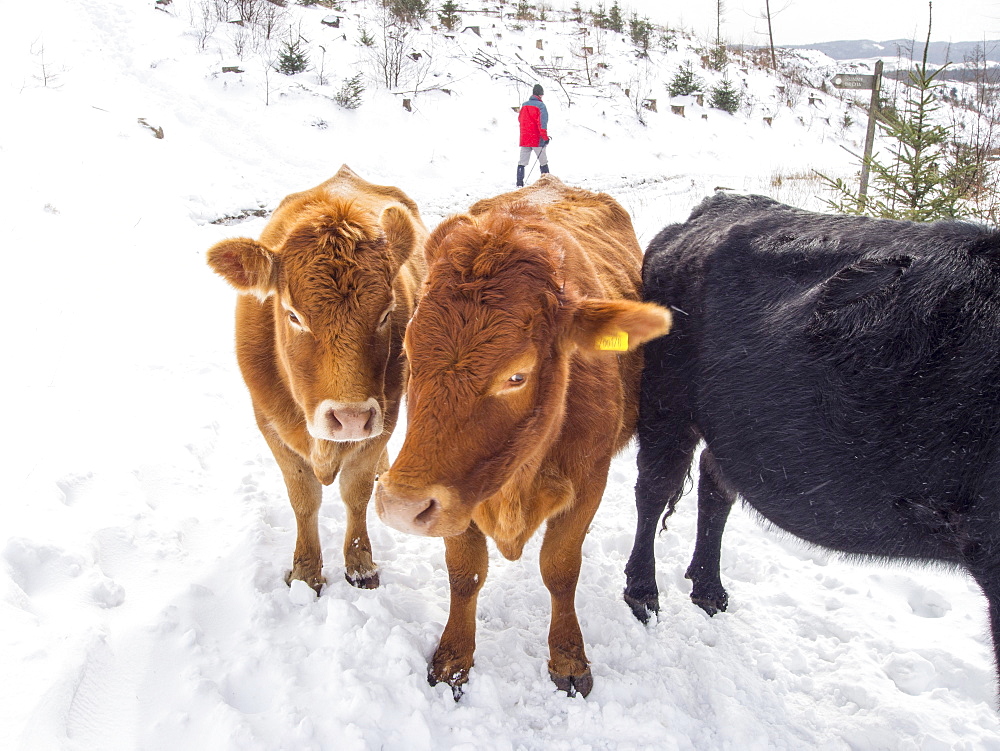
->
[597, 331, 629, 351]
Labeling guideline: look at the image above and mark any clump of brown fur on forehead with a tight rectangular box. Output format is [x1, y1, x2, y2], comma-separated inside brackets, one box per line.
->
[427, 207, 564, 314]
[278, 196, 395, 311]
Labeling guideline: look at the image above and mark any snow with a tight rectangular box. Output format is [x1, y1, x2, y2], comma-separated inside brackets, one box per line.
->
[3, 1, 999, 749]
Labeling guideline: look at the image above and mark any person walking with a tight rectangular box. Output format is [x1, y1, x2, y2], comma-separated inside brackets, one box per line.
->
[517, 84, 551, 187]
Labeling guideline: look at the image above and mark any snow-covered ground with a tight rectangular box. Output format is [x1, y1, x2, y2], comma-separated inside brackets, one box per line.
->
[3, 1, 999, 748]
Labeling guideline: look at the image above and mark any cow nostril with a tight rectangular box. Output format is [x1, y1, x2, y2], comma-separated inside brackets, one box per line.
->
[415, 498, 439, 526]
[364, 408, 375, 432]
[327, 410, 343, 430]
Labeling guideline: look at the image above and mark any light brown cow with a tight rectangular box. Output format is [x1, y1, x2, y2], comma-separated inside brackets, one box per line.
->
[375, 175, 671, 697]
[208, 165, 426, 592]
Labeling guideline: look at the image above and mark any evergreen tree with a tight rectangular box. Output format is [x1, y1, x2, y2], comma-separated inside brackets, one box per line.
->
[386, 0, 428, 25]
[709, 77, 741, 113]
[668, 61, 704, 97]
[707, 42, 727, 71]
[358, 24, 376, 47]
[607, 1, 624, 33]
[570, 2, 583, 23]
[515, 1, 535, 21]
[592, 3, 608, 29]
[821, 17, 972, 220]
[628, 14, 652, 56]
[437, 0, 460, 31]
[276, 35, 309, 75]
[334, 73, 366, 109]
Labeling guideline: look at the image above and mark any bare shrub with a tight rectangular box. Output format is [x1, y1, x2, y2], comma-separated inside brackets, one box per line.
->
[369, 5, 412, 88]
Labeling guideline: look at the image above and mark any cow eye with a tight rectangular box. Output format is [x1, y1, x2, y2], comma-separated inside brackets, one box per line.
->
[496, 367, 532, 395]
[378, 306, 393, 329]
[288, 311, 300, 325]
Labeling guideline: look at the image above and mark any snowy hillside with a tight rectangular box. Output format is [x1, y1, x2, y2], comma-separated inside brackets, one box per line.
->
[3, 1, 1000, 749]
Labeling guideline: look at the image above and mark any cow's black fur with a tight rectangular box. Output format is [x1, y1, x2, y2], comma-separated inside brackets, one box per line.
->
[626, 192, 1000, 694]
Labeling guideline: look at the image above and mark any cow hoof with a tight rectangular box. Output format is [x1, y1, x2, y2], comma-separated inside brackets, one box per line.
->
[285, 570, 325, 595]
[345, 569, 380, 590]
[427, 664, 469, 702]
[549, 667, 593, 698]
[623, 590, 659, 624]
[691, 590, 728, 616]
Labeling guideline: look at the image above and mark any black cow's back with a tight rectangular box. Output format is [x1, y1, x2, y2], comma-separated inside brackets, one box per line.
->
[640, 193, 1000, 562]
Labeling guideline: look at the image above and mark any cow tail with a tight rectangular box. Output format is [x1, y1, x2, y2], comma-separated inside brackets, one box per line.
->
[660, 471, 693, 530]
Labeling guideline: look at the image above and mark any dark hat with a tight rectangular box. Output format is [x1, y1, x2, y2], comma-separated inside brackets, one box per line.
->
[532, 84, 544, 96]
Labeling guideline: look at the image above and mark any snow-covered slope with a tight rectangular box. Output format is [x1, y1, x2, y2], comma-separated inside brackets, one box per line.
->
[3, 1, 999, 749]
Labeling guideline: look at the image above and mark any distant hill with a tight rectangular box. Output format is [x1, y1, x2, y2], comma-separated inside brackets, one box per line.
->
[786, 39, 1000, 65]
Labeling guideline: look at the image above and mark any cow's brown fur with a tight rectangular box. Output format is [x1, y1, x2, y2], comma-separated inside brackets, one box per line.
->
[208, 165, 426, 592]
[375, 175, 671, 697]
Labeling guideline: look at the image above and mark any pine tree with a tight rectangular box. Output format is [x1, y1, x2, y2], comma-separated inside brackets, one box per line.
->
[387, 0, 428, 25]
[276, 35, 309, 75]
[821, 11, 973, 220]
[334, 73, 365, 109]
[668, 61, 704, 97]
[607, 1, 624, 33]
[710, 77, 741, 113]
[707, 42, 727, 71]
[628, 14, 652, 56]
[591, 4, 608, 30]
[437, 0, 460, 31]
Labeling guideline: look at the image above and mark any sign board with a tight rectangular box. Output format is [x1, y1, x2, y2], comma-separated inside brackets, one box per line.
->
[831, 73, 876, 90]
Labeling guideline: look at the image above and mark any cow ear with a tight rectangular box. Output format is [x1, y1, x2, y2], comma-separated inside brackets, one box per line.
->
[424, 214, 474, 267]
[380, 205, 418, 266]
[206, 238, 278, 299]
[568, 299, 673, 353]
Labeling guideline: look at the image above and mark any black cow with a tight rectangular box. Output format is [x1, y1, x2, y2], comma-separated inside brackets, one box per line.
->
[625, 192, 1000, 694]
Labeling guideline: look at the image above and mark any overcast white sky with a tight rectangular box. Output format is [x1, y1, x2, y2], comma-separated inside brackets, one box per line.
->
[568, 1, 1000, 46]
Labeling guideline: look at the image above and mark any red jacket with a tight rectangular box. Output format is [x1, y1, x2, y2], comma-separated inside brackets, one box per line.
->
[518, 95, 549, 147]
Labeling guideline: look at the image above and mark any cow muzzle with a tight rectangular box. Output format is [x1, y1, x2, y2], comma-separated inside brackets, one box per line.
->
[374, 479, 464, 537]
[309, 398, 383, 442]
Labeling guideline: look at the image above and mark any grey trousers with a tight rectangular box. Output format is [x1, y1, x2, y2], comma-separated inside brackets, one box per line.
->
[518, 145, 549, 167]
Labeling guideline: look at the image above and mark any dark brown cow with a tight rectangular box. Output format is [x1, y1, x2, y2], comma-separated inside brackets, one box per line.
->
[207, 165, 426, 592]
[375, 175, 672, 697]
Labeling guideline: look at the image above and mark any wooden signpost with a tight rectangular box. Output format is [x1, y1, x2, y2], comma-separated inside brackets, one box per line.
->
[832, 60, 883, 204]
[830, 73, 876, 90]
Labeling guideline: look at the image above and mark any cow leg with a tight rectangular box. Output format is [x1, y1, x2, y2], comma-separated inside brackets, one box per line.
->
[336, 446, 382, 589]
[429, 522, 488, 700]
[966, 553, 1000, 702]
[262, 432, 326, 593]
[541, 495, 600, 698]
[624, 426, 699, 623]
[977, 574, 1000, 703]
[685, 448, 735, 615]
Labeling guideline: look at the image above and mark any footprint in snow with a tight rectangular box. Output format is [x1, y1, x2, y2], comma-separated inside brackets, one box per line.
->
[55, 472, 95, 506]
[91, 577, 126, 608]
[883, 652, 937, 695]
[4, 537, 126, 607]
[3, 538, 84, 595]
[906, 584, 952, 619]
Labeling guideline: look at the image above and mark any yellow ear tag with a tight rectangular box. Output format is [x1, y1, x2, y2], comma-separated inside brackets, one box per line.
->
[597, 331, 629, 351]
